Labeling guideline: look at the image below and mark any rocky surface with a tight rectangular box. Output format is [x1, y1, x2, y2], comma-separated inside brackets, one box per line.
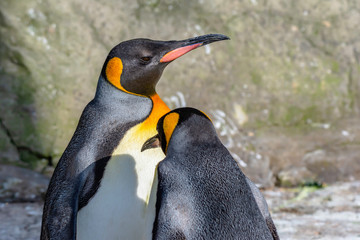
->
[265, 181, 360, 239]
[1, 0, 360, 186]
[1, 180, 359, 239]
[1, 164, 359, 240]
[0, 165, 49, 203]
[0, 202, 43, 240]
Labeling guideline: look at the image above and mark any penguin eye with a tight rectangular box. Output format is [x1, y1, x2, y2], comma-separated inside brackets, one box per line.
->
[140, 56, 152, 62]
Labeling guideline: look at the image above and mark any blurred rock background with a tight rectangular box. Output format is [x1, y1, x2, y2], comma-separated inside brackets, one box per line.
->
[1, 0, 360, 188]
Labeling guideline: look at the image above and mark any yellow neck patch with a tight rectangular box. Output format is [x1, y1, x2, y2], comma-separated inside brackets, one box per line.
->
[163, 112, 180, 152]
[138, 94, 170, 132]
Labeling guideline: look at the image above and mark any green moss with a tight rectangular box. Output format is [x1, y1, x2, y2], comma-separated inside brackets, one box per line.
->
[18, 151, 39, 169]
[278, 179, 293, 188]
[302, 106, 321, 122]
[324, 75, 341, 85]
[291, 186, 320, 202]
[330, 61, 340, 74]
[284, 106, 303, 125]
[301, 180, 324, 189]
[250, 71, 262, 85]
[251, 102, 329, 131]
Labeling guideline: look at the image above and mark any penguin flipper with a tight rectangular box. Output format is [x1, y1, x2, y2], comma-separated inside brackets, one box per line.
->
[245, 176, 279, 240]
[41, 157, 111, 240]
[40, 106, 92, 240]
[41, 169, 80, 240]
[266, 217, 280, 240]
[41, 99, 142, 239]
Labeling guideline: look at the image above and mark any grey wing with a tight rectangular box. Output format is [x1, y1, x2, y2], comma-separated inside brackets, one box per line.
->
[40, 134, 99, 240]
[41, 156, 110, 240]
[40, 164, 81, 240]
[41, 102, 126, 239]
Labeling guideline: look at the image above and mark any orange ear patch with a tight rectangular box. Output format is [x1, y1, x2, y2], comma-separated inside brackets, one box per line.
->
[105, 57, 144, 96]
[163, 112, 180, 152]
[105, 57, 126, 91]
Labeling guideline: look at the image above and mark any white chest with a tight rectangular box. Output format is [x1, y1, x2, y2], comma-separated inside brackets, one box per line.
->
[76, 124, 164, 240]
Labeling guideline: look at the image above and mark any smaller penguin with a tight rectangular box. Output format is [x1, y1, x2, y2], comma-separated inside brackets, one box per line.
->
[142, 107, 277, 240]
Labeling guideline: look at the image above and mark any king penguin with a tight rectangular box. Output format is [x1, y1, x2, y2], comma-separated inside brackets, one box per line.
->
[40, 34, 229, 240]
[142, 107, 278, 240]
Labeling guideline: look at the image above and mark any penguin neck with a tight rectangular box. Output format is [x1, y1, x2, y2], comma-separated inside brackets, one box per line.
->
[97, 73, 170, 203]
[141, 94, 170, 131]
[95, 75, 169, 115]
[94, 75, 149, 105]
[95, 74, 170, 137]
[117, 93, 169, 205]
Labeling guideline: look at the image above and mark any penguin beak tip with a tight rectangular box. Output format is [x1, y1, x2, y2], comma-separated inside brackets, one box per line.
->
[141, 135, 161, 152]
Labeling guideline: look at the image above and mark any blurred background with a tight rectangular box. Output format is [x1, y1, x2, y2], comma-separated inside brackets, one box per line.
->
[0, 0, 359, 239]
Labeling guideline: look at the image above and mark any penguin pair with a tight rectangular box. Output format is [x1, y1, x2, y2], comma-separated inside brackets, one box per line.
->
[142, 107, 279, 240]
[41, 34, 229, 239]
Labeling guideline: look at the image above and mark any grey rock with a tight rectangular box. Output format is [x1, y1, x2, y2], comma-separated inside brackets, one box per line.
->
[264, 181, 360, 240]
[1, 182, 359, 240]
[0, 202, 42, 240]
[0, 165, 49, 203]
[276, 166, 316, 187]
[303, 149, 339, 183]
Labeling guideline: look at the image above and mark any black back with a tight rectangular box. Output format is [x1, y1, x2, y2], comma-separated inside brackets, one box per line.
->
[153, 108, 273, 240]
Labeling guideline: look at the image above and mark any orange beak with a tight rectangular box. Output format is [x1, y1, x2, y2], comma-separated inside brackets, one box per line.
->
[159, 34, 230, 63]
[160, 43, 203, 63]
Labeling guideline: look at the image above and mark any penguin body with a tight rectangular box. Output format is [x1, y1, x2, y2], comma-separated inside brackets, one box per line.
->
[41, 35, 229, 240]
[143, 108, 275, 240]
[75, 90, 167, 240]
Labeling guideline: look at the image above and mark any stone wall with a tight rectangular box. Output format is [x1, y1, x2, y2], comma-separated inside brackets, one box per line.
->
[1, 0, 359, 186]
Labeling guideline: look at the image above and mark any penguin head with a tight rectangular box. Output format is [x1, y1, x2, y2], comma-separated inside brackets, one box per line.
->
[101, 34, 229, 96]
[142, 107, 216, 154]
